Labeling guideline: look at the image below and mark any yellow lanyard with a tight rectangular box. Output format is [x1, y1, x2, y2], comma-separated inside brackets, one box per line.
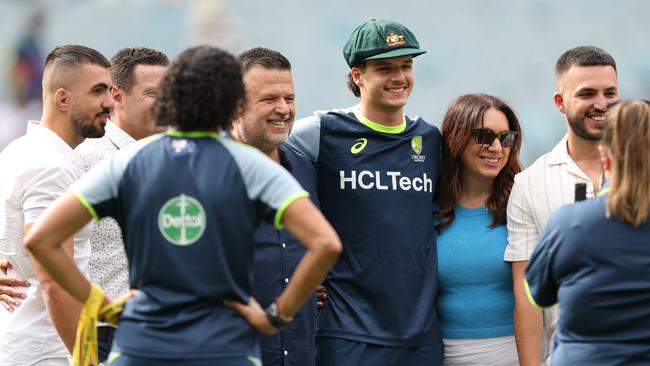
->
[73, 283, 128, 366]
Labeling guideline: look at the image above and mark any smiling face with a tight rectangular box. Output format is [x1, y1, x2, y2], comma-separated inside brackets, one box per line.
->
[69, 63, 114, 138]
[461, 107, 511, 183]
[555, 65, 619, 141]
[117, 64, 168, 140]
[233, 65, 295, 155]
[354, 55, 414, 112]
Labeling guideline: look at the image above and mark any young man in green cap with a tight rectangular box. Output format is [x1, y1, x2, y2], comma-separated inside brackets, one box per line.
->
[288, 19, 443, 365]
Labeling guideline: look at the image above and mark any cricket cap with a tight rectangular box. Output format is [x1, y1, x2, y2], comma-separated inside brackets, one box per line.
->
[343, 19, 426, 68]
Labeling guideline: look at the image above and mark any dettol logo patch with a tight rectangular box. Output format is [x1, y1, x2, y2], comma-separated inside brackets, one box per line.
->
[158, 194, 206, 246]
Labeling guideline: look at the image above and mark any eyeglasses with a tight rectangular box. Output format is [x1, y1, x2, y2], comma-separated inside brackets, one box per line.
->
[472, 128, 518, 147]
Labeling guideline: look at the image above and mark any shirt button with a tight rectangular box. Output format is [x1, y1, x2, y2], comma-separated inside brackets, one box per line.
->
[284, 278, 289, 283]
[284, 350, 288, 356]
[281, 242, 287, 248]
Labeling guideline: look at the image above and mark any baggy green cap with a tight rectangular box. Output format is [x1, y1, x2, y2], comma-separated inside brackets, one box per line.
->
[343, 19, 426, 68]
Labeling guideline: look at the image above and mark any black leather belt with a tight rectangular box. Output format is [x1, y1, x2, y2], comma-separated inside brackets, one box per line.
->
[97, 326, 116, 342]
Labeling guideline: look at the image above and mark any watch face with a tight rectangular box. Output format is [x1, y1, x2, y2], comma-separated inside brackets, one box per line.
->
[270, 303, 279, 316]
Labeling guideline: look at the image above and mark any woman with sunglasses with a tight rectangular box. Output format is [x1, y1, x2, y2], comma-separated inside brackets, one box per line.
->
[525, 100, 650, 365]
[435, 94, 522, 365]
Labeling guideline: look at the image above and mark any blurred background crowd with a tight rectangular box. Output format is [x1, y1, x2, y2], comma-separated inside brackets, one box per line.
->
[1, 0, 649, 165]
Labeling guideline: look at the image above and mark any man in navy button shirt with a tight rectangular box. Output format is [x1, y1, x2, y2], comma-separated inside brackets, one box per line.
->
[231, 47, 319, 366]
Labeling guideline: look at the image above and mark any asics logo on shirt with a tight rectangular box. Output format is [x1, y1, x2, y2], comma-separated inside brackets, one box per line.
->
[350, 138, 368, 154]
[340, 170, 433, 192]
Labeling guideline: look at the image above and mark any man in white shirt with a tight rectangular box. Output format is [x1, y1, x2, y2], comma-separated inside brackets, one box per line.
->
[0, 44, 113, 365]
[504, 46, 619, 366]
[75, 47, 169, 362]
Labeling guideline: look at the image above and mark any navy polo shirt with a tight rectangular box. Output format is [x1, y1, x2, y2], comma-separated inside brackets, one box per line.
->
[73, 131, 308, 360]
[526, 193, 650, 365]
[251, 144, 319, 366]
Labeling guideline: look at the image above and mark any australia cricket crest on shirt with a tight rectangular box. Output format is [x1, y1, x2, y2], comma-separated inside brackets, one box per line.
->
[158, 194, 206, 246]
[411, 135, 425, 162]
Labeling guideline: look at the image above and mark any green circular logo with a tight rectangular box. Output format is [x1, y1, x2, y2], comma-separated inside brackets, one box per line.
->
[158, 194, 206, 246]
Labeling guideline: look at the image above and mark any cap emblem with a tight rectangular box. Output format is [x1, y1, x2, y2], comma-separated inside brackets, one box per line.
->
[385, 32, 406, 47]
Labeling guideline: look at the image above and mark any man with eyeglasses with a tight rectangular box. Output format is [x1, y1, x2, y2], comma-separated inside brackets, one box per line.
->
[504, 46, 619, 366]
[288, 19, 443, 365]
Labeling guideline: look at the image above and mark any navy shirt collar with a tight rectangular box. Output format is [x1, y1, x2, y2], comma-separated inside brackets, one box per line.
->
[278, 144, 293, 172]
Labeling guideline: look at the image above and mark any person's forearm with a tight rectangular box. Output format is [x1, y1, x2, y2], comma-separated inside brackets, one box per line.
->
[29, 240, 91, 353]
[513, 260, 542, 366]
[276, 238, 340, 316]
[277, 198, 341, 317]
[514, 296, 543, 366]
[24, 195, 95, 304]
[30, 244, 92, 304]
[39, 277, 82, 352]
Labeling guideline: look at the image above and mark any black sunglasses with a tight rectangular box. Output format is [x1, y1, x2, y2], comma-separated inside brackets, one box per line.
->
[472, 128, 518, 147]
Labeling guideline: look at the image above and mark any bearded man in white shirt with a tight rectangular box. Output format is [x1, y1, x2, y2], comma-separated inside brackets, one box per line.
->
[0, 44, 114, 365]
[504, 46, 619, 366]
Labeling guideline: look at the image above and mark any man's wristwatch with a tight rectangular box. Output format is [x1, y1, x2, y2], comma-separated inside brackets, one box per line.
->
[265, 302, 293, 330]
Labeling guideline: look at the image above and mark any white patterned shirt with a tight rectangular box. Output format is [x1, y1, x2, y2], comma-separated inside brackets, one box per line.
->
[504, 134, 597, 364]
[76, 121, 133, 304]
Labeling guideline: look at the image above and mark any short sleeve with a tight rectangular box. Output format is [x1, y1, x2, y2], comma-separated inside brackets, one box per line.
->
[504, 174, 539, 261]
[222, 139, 308, 229]
[22, 166, 78, 224]
[73, 134, 160, 221]
[286, 114, 321, 161]
[524, 212, 565, 308]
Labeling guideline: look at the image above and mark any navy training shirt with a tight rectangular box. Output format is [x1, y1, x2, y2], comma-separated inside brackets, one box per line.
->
[287, 107, 442, 347]
[73, 131, 308, 360]
[526, 193, 650, 365]
[251, 144, 319, 366]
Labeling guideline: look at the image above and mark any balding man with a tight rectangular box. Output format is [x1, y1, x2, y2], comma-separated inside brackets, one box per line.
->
[0, 44, 113, 365]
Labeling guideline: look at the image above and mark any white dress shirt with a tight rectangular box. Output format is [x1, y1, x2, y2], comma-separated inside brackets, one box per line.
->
[0, 121, 91, 365]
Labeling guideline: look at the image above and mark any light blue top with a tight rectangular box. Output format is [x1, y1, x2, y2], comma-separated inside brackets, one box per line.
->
[436, 205, 514, 339]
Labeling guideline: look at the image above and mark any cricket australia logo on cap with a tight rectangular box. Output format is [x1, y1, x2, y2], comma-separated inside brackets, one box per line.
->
[158, 194, 206, 246]
[386, 32, 406, 47]
[411, 135, 426, 162]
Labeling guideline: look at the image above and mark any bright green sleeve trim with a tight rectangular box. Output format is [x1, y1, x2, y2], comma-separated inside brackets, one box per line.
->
[353, 106, 406, 134]
[74, 192, 100, 223]
[523, 279, 551, 310]
[274, 191, 309, 230]
[107, 352, 122, 364]
[246, 355, 262, 366]
[166, 130, 220, 139]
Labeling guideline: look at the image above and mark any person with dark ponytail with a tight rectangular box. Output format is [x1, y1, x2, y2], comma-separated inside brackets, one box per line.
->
[525, 100, 650, 365]
[435, 93, 522, 365]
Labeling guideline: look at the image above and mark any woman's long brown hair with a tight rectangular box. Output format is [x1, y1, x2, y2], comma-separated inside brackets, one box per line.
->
[435, 94, 523, 233]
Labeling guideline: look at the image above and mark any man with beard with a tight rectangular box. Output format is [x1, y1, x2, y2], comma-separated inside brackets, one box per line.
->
[0, 44, 113, 365]
[230, 47, 319, 366]
[504, 46, 619, 366]
[75, 47, 169, 362]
